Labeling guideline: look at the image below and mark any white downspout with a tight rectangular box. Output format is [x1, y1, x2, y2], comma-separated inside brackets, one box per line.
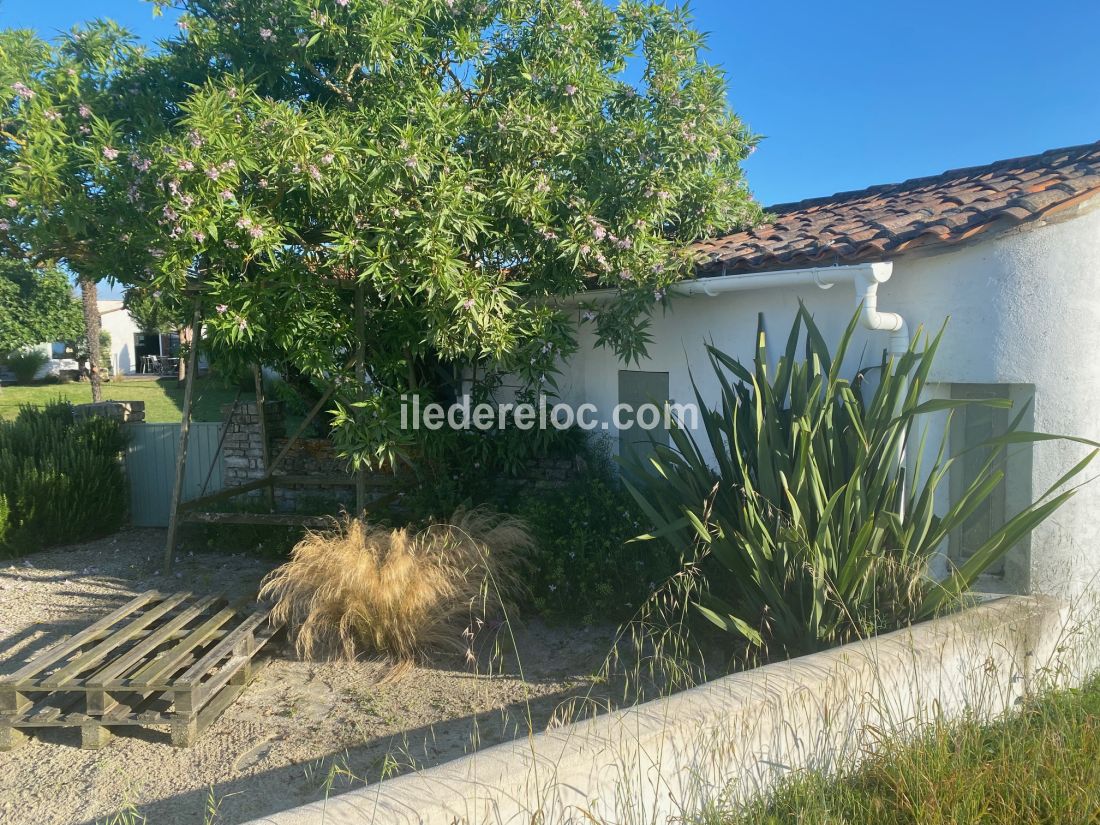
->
[855, 262, 909, 358]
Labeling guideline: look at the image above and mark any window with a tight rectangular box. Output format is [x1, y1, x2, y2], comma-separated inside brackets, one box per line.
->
[949, 384, 1012, 577]
[617, 370, 670, 463]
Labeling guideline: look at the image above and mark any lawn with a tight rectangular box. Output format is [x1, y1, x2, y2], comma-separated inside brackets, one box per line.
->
[0, 376, 253, 422]
[718, 676, 1100, 825]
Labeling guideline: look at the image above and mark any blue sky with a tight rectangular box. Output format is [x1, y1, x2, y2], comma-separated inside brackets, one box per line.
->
[2, 0, 1098, 207]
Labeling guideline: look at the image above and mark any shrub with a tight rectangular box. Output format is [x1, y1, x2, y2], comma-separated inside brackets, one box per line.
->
[0, 402, 129, 554]
[625, 307, 1096, 660]
[259, 508, 531, 664]
[517, 460, 681, 623]
[0, 494, 9, 547]
[3, 349, 48, 384]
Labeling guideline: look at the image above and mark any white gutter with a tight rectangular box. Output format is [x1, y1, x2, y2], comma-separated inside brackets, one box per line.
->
[672, 261, 909, 356]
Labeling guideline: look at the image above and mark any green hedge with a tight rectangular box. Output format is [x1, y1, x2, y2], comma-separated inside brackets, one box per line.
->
[0, 402, 128, 555]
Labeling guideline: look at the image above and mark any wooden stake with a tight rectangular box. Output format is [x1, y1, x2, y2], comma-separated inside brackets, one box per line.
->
[163, 297, 203, 573]
[253, 366, 275, 511]
[355, 283, 367, 517]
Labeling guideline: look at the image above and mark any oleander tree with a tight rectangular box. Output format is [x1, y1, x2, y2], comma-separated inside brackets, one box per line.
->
[9, 0, 763, 467]
[0, 21, 164, 400]
[124, 0, 763, 467]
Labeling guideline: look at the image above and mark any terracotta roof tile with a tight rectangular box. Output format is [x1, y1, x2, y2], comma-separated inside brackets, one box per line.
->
[692, 140, 1100, 274]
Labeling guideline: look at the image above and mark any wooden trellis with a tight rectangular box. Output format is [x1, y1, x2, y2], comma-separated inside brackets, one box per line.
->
[162, 282, 374, 571]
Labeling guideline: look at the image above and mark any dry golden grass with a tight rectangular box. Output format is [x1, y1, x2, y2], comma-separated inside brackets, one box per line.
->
[259, 507, 531, 665]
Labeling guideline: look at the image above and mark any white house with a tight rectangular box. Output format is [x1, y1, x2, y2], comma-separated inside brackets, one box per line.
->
[557, 140, 1100, 601]
[97, 299, 181, 376]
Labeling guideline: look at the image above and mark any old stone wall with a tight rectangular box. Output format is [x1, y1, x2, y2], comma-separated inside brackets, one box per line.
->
[72, 400, 146, 423]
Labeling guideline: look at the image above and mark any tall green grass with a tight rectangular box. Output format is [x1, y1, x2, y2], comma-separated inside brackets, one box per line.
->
[714, 675, 1100, 825]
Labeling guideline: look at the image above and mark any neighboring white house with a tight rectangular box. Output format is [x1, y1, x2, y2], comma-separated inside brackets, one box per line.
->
[1, 299, 181, 382]
[556, 140, 1100, 601]
[98, 299, 181, 376]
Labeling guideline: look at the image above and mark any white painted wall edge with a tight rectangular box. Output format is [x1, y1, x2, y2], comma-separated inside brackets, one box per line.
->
[243, 595, 1088, 825]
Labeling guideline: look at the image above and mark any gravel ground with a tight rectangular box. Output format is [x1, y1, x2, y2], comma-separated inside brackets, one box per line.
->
[0, 530, 616, 825]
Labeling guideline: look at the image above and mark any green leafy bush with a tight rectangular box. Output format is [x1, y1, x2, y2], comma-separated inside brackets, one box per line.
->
[517, 463, 681, 623]
[0, 402, 128, 554]
[4, 349, 48, 384]
[626, 307, 1097, 660]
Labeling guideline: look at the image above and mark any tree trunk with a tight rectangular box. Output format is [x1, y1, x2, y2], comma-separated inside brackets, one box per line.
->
[79, 275, 103, 403]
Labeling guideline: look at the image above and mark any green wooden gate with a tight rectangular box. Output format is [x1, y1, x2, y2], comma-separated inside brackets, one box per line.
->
[125, 423, 225, 527]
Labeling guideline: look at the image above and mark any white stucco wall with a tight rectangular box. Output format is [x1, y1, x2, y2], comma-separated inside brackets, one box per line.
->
[98, 305, 141, 376]
[556, 203, 1100, 600]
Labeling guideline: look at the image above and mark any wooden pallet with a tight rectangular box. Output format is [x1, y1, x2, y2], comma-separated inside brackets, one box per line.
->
[0, 591, 279, 750]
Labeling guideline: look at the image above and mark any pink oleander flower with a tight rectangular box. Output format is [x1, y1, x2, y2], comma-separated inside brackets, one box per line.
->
[404, 156, 418, 168]
[238, 317, 248, 330]
[206, 167, 220, 180]
[235, 217, 252, 229]
[11, 82, 33, 100]
[0, 220, 9, 231]
[619, 270, 633, 281]
[216, 304, 228, 314]
[102, 146, 119, 161]
[321, 153, 335, 165]
[177, 19, 190, 31]
[308, 164, 321, 181]
[706, 147, 720, 162]
[564, 84, 577, 96]
[192, 231, 206, 243]
[336, 0, 349, 6]
[179, 194, 195, 208]
[178, 160, 195, 172]
[548, 124, 559, 135]
[78, 103, 92, 118]
[259, 28, 274, 41]
[592, 224, 607, 240]
[249, 226, 264, 238]
[220, 189, 235, 200]
[462, 298, 475, 310]
[44, 110, 60, 122]
[258, 178, 269, 188]
[5, 198, 17, 209]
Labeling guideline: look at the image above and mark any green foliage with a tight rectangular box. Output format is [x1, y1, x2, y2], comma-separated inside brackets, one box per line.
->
[719, 675, 1100, 825]
[0, 401, 128, 554]
[517, 459, 680, 623]
[626, 307, 1097, 659]
[68, 0, 760, 469]
[3, 348, 47, 383]
[392, 422, 588, 520]
[0, 493, 9, 546]
[0, 259, 83, 353]
[0, 22, 158, 280]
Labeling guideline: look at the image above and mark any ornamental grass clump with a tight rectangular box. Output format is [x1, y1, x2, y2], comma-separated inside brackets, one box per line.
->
[260, 508, 531, 664]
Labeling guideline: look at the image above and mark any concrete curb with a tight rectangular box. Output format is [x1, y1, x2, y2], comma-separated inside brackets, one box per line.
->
[244, 595, 1074, 825]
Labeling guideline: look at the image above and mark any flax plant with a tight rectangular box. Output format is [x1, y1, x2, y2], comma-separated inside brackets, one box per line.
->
[624, 306, 1097, 659]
